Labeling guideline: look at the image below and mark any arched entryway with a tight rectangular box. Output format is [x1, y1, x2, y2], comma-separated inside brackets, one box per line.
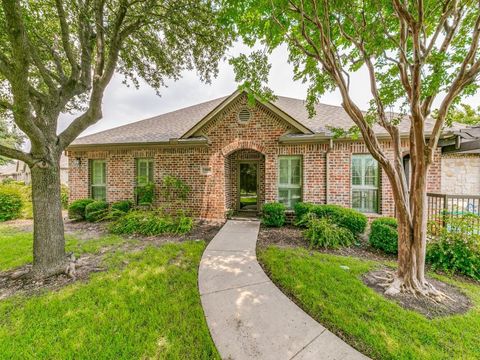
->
[224, 149, 265, 214]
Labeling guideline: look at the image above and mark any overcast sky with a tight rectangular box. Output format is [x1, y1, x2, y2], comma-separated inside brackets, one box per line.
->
[59, 42, 479, 138]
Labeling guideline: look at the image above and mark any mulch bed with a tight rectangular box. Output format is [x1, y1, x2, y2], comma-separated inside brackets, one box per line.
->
[0, 219, 222, 301]
[258, 224, 474, 318]
[257, 224, 396, 262]
[363, 269, 472, 318]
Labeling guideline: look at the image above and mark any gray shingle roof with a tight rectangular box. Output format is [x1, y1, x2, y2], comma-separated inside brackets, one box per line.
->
[71, 92, 458, 146]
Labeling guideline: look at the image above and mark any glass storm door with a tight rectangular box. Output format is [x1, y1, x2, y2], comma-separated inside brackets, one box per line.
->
[239, 162, 258, 211]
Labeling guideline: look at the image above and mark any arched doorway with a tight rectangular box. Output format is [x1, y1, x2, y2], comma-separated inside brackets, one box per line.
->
[225, 149, 265, 214]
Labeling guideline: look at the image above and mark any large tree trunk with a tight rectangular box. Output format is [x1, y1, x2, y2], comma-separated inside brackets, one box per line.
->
[30, 158, 67, 277]
[385, 161, 443, 299]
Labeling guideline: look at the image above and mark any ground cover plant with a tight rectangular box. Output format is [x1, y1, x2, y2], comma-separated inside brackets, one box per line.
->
[303, 216, 355, 249]
[109, 210, 194, 236]
[259, 246, 480, 360]
[0, 225, 219, 359]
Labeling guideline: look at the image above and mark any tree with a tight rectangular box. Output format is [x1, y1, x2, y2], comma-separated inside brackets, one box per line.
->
[443, 104, 480, 125]
[0, 0, 229, 276]
[0, 118, 23, 166]
[223, 0, 480, 298]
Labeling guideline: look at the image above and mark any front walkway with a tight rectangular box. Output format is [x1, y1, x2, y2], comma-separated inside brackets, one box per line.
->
[199, 220, 368, 360]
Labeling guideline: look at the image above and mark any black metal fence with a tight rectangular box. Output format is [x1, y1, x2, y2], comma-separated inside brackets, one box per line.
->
[427, 193, 480, 232]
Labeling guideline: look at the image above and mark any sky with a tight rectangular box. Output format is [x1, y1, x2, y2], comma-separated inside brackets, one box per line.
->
[58, 41, 479, 138]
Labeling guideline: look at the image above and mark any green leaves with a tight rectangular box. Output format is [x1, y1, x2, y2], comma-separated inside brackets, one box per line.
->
[229, 50, 275, 105]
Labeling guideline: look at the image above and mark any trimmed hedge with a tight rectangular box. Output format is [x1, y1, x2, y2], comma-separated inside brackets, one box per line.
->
[295, 202, 367, 235]
[68, 199, 95, 220]
[85, 201, 109, 222]
[262, 202, 286, 227]
[111, 200, 133, 213]
[369, 217, 398, 254]
[304, 216, 355, 249]
[0, 186, 23, 221]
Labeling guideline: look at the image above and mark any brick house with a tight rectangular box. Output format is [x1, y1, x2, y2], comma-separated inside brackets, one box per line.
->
[67, 90, 479, 220]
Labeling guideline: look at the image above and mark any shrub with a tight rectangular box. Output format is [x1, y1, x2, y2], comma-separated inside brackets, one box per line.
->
[369, 217, 398, 254]
[427, 215, 480, 280]
[111, 200, 133, 213]
[85, 201, 109, 222]
[312, 205, 367, 235]
[0, 186, 23, 221]
[294, 202, 315, 225]
[109, 210, 194, 236]
[61, 184, 69, 209]
[162, 175, 191, 202]
[304, 215, 355, 249]
[294, 203, 367, 235]
[262, 202, 286, 227]
[68, 198, 95, 220]
[135, 182, 155, 205]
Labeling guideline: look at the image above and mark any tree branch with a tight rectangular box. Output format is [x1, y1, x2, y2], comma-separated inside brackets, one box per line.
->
[0, 144, 34, 166]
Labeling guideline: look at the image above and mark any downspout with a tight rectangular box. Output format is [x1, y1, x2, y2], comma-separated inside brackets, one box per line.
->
[325, 138, 333, 204]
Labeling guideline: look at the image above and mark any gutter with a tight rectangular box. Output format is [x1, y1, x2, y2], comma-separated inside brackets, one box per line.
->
[66, 136, 209, 152]
[325, 138, 333, 204]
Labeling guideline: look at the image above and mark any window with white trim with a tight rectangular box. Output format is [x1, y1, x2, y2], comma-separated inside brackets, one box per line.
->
[278, 156, 302, 209]
[90, 160, 106, 201]
[351, 154, 379, 213]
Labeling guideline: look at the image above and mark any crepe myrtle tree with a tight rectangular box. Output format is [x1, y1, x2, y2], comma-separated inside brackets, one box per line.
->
[0, 0, 230, 276]
[224, 0, 480, 298]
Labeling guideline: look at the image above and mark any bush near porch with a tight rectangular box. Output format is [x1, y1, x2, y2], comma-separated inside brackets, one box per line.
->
[294, 202, 368, 236]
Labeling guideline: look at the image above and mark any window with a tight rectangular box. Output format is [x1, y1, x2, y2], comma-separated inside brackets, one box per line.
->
[351, 154, 379, 213]
[90, 160, 106, 201]
[136, 158, 154, 185]
[278, 156, 302, 209]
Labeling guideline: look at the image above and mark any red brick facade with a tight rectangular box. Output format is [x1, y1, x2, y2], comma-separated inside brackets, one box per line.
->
[68, 94, 442, 220]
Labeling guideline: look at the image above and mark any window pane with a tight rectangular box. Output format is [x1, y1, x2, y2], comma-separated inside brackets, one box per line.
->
[352, 190, 362, 210]
[92, 161, 105, 185]
[279, 159, 289, 185]
[290, 188, 302, 208]
[290, 159, 301, 185]
[364, 158, 378, 186]
[278, 189, 289, 206]
[148, 161, 154, 182]
[364, 189, 378, 212]
[351, 155, 379, 213]
[92, 186, 106, 201]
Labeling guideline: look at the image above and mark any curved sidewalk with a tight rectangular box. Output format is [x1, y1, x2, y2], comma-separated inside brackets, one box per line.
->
[199, 220, 368, 360]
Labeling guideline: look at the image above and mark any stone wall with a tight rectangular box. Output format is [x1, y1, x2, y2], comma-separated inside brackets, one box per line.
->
[441, 154, 480, 195]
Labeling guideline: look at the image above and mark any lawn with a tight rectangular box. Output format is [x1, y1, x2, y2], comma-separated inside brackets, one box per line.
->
[0, 225, 127, 271]
[0, 226, 219, 359]
[259, 246, 480, 360]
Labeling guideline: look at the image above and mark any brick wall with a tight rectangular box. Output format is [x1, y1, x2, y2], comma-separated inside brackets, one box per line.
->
[68, 94, 444, 220]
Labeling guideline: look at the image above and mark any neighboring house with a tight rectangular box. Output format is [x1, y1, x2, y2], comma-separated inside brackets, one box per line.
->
[0, 154, 69, 185]
[440, 126, 480, 195]
[66, 90, 480, 220]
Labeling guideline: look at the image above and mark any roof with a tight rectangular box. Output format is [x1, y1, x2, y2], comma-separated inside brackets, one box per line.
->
[70, 90, 462, 147]
[0, 162, 18, 176]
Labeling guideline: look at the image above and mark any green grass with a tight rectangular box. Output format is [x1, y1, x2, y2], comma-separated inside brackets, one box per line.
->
[0, 225, 127, 271]
[0, 241, 219, 359]
[259, 246, 480, 360]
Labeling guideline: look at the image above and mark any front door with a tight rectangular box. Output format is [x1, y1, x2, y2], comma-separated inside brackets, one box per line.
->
[238, 162, 258, 211]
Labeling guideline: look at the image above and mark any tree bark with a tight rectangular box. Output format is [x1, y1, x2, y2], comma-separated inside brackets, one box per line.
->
[30, 157, 66, 276]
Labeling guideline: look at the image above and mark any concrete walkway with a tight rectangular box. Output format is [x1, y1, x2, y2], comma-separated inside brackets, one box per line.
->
[199, 220, 368, 360]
